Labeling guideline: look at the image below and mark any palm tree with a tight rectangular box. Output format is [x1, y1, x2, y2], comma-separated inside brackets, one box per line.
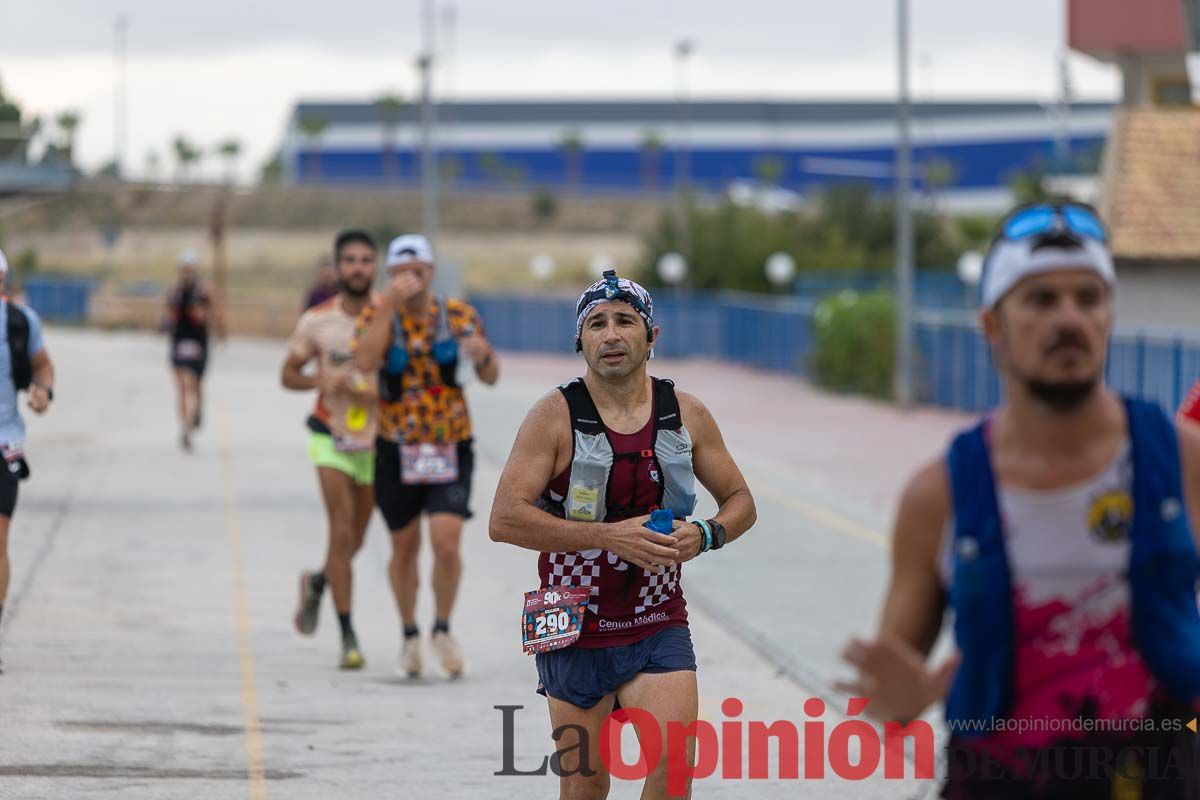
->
[144, 150, 161, 182]
[640, 130, 663, 193]
[297, 116, 329, 183]
[55, 110, 82, 165]
[559, 129, 585, 191]
[478, 151, 505, 186]
[374, 93, 404, 184]
[216, 139, 242, 185]
[921, 157, 958, 211]
[438, 155, 463, 186]
[172, 135, 200, 183]
[260, 152, 284, 185]
[751, 155, 786, 186]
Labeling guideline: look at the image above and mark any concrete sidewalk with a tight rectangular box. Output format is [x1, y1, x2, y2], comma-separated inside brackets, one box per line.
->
[0, 332, 957, 799]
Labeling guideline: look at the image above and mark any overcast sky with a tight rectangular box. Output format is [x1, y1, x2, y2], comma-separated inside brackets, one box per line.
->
[0, 0, 1121, 180]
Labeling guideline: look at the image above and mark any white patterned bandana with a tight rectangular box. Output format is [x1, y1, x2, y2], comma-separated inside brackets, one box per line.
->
[574, 270, 655, 355]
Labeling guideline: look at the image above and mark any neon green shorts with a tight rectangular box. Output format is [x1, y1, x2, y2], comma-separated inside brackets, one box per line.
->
[308, 432, 374, 486]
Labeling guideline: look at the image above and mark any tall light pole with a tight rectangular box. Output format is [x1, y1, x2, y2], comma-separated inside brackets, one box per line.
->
[894, 0, 916, 407]
[419, 0, 439, 248]
[1055, 49, 1073, 166]
[673, 39, 695, 273]
[114, 14, 129, 178]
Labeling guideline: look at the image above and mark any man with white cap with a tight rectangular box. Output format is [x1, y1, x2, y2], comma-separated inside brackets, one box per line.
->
[164, 248, 220, 451]
[0, 247, 55, 675]
[355, 234, 499, 678]
[489, 269, 757, 799]
[837, 203, 1200, 798]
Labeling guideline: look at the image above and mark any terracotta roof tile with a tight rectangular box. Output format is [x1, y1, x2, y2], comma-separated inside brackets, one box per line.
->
[1106, 109, 1200, 261]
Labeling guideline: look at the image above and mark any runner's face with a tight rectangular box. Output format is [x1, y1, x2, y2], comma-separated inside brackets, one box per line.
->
[179, 265, 197, 285]
[984, 270, 1111, 401]
[580, 302, 650, 378]
[336, 242, 377, 297]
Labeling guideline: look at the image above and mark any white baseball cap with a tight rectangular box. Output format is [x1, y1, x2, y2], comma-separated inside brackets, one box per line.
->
[0, 248, 7, 275]
[981, 236, 1115, 309]
[178, 248, 200, 268]
[385, 234, 435, 268]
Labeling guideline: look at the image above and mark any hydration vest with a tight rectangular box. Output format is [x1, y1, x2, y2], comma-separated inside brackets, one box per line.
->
[944, 396, 1200, 739]
[378, 297, 459, 403]
[541, 377, 697, 521]
[3, 299, 32, 392]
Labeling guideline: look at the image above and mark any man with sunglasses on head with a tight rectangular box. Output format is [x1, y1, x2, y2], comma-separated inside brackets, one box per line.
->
[355, 234, 499, 679]
[284, 230, 379, 671]
[838, 204, 1200, 799]
[490, 270, 757, 800]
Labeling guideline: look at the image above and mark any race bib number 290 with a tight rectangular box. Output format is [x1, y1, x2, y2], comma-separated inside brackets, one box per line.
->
[521, 585, 589, 655]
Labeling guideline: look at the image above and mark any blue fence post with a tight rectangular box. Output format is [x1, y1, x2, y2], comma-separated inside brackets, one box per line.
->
[1136, 336, 1147, 399]
[1173, 338, 1184, 410]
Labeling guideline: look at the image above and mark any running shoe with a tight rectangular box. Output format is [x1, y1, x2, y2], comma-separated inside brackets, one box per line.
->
[431, 630, 465, 679]
[398, 635, 422, 678]
[293, 571, 323, 636]
[339, 634, 364, 670]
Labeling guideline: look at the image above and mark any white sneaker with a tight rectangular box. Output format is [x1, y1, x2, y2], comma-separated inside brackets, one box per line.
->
[398, 635, 422, 678]
[431, 630, 465, 678]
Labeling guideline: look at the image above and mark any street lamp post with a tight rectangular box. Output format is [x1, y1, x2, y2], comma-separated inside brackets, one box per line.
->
[419, 0, 439, 249]
[895, 0, 916, 407]
[114, 15, 128, 179]
[673, 39, 695, 273]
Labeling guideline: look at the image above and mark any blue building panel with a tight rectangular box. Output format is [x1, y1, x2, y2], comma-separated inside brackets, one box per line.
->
[291, 134, 1106, 194]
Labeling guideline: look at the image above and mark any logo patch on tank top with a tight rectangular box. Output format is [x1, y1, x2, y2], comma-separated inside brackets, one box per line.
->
[1087, 490, 1133, 544]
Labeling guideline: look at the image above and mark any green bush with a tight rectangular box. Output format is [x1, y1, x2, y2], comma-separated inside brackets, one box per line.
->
[531, 188, 558, 222]
[637, 183, 965, 292]
[812, 290, 895, 399]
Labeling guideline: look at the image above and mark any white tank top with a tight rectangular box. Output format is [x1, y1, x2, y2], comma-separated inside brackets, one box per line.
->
[941, 442, 1159, 751]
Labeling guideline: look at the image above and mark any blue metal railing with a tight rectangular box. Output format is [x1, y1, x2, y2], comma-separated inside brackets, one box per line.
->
[472, 291, 1200, 416]
[23, 278, 92, 323]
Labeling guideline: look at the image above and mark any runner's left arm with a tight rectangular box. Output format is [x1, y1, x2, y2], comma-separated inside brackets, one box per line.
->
[459, 306, 499, 385]
[26, 308, 52, 414]
[28, 349, 54, 415]
[676, 392, 756, 560]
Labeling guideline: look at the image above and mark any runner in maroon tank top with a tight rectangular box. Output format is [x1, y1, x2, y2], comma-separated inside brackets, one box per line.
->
[490, 270, 757, 800]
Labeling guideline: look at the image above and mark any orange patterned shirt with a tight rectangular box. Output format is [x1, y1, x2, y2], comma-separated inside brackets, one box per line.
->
[372, 297, 485, 444]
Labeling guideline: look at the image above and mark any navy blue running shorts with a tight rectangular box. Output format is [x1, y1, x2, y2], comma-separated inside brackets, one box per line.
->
[535, 625, 697, 709]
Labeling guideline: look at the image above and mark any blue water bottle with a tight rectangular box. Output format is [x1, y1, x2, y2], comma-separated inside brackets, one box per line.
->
[645, 508, 675, 534]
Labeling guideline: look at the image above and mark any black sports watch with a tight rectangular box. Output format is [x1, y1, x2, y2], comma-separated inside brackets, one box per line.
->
[707, 519, 727, 550]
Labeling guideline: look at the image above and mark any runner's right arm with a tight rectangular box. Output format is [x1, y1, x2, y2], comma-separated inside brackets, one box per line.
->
[354, 293, 393, 372]
[280, 316, 318, 391]
[835, 459, 958, 724]
[354, 275, 422, 372]
[489, 391, 681, 570]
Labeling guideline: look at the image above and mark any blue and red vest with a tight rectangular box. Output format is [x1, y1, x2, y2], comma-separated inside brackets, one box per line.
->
[945, 396, 1200, 738]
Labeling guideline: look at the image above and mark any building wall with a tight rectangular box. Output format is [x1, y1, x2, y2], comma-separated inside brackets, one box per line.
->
[1069, 0, 1187, 56]
[281, 103, 1112, 203]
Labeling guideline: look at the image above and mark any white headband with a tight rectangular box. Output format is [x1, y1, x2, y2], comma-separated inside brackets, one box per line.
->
[981, 237, 1115, 308]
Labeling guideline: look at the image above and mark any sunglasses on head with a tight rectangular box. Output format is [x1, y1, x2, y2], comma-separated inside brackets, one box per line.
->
[999, 203, 1108, 244]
